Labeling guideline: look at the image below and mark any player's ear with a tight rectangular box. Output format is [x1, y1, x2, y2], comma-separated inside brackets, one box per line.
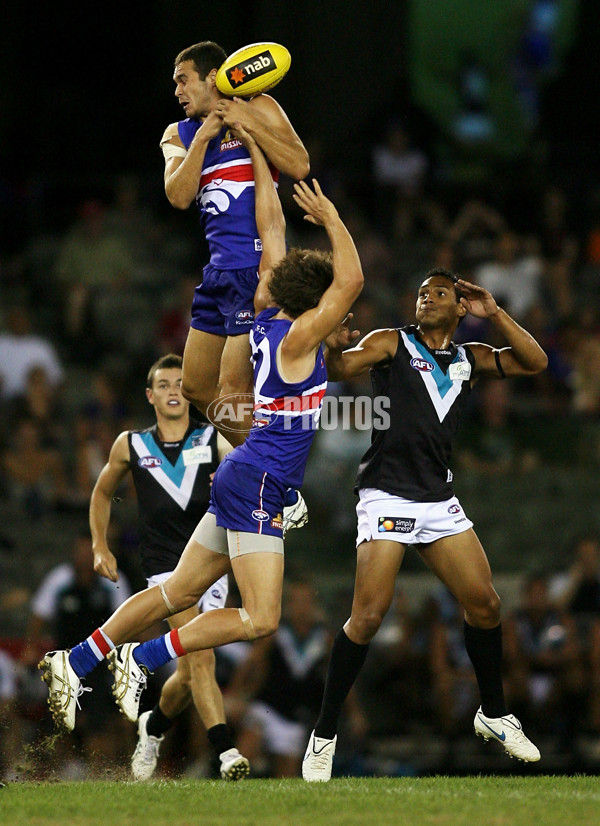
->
[145, 387, 153, 404]
[457, 300, 467, 318]
[207, 68, 218, 87]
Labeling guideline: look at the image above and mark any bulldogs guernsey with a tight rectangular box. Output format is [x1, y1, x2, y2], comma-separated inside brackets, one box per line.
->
[229, 307, 328, 489]
[356, 325, 476, 502]
[128, 419, 218, 577]
[178, 119, 278, 270]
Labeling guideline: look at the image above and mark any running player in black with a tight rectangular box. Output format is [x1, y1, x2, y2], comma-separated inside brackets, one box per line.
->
[303, 269, 548, 780]
[89, 353, 249, 781]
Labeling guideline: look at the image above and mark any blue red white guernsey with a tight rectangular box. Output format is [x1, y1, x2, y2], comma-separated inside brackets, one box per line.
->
[230, 307, 327, 490]
[128, 419, 219, 577]
[355, 325, 476, 503]
[178, 119, 279, 270]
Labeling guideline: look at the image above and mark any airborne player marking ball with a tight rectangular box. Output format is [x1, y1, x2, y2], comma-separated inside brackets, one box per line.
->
[215, 42, 291, 97]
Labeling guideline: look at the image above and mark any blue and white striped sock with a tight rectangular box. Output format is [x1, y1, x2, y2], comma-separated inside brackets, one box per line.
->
[69, 628, 115, 678]
[133, 629, 187, 672]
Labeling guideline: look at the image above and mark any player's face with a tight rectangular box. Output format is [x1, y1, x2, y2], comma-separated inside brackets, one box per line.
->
[415, 277, 461, 329]
[148, 368, 188, 420]
[173, 61, 215, 118]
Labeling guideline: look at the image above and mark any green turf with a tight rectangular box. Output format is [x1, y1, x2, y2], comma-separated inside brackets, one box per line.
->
[1, 776, 599, 826]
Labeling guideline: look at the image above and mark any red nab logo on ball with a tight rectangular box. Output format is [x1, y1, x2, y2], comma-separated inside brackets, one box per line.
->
[410, 357, 435, 372]
[227, 50, 275, 87]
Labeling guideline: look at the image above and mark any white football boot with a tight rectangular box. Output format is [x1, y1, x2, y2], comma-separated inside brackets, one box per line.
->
[474, 706, 541, 761]
[108, 643, 149, 723]
[283, 490, 308, 536]
[38, 650, 91, 732]
[302, 730, 337, 781]
[131, 710, 164, 781]
[219, 748, 250, 781]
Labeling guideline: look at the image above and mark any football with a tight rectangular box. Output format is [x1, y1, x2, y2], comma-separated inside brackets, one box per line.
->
[215, 42, 291, 98]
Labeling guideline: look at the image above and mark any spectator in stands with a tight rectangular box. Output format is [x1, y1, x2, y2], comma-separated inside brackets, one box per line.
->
[0, 305, 64, 402]
[7, 365, 64, 449]
[53, 198, 136, 363]
[455, 378, 540, 475]
[1, 417, 72, 519]
[22, 532, 132, 776]
[474, 230, 543, 323]
[504, 572, 586, 750]
[158, 275, 197, 357]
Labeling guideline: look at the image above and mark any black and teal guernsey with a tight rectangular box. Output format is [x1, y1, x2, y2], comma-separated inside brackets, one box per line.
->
[355, 325, 476, 502]
[128, 419, 219, 577]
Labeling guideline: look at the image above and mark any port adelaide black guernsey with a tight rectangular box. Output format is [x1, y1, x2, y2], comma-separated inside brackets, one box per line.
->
[355, 325, 476, 503]
[128, 419, 219, 577]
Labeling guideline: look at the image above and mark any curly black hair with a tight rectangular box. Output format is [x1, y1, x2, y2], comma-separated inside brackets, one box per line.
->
[268, 248, 334, 318]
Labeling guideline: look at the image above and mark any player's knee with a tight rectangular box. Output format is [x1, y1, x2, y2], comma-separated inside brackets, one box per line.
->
[181, 377, 211, 412]
[349, 606, 385, 643]
[242, 605, 280, 639]
[466, 589, 501, 627]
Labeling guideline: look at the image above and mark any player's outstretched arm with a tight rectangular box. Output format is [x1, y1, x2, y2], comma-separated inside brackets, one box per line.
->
[215, 95, 309, 180]
[89, 431, 131, 582]
[234, 118, 286, 312]
[325, 327, 399, 381]
[457, 279, 548, 378]
[283, 179, 364, 357]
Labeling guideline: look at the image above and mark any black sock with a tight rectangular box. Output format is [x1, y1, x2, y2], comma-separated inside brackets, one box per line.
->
[146, 704, 175, 738]
[314, 628, 369, 740]
[207, 723, 234, 759]
[463, 620, 507, 718]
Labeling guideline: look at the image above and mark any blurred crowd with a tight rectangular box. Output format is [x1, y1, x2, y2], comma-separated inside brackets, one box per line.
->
[1, 108, 600, 779]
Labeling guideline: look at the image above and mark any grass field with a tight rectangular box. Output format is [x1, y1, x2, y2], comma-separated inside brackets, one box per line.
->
[1, 776, 599, 826]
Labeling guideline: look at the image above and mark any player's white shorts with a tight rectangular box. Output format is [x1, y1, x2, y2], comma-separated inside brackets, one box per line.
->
[147, 571, 229, 613]
[244, 700, 306, 756]
[356, 487, 473, 547]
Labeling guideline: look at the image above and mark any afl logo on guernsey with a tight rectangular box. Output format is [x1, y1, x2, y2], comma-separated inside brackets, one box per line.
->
[138, 456, 163, 469]
[448, 504, 461, 514]
[410, 357, 435, 372]
[252, 509, 270, 522]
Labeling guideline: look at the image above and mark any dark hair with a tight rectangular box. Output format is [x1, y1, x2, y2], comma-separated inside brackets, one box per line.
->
[147, 354, 183, 388]
[174, 41, 227, 80]
[268, 248, 334, 318]
[423, 267, 464, 302]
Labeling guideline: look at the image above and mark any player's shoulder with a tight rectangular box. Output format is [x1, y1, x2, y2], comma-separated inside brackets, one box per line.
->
[160, 121, 185, 146]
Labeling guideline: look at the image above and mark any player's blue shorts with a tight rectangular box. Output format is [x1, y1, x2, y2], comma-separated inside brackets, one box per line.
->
[208, 455, 285, 537]
[191, 263, 259, 337]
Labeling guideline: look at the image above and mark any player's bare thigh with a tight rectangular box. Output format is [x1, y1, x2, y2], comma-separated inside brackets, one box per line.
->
[182, 327, 225, 409]
[346, 538, 407, 644]
[163, 538, 231, 614]
[418, 528, 500, 626]
[218, 333, 253, 396]
[231, 551, 285, 637]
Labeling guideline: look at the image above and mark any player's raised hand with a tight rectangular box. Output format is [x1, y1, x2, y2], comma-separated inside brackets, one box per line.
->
[293, 179, 339, 226]
[215, 96, 253, 128]
[456, 278, 500, 319]
[324, 313, 360, 350]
